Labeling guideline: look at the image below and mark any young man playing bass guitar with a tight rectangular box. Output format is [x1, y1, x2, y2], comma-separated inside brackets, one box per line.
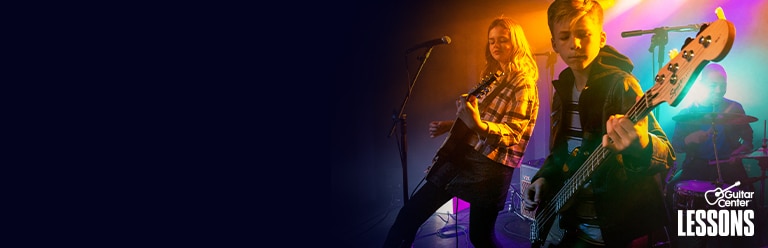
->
[523, 0, 676, 247]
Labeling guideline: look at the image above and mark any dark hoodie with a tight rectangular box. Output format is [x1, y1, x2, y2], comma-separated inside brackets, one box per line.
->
[532, 45, 675, 246]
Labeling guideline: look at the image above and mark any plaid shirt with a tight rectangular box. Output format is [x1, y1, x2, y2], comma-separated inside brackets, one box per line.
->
[473, 71, 539, 168]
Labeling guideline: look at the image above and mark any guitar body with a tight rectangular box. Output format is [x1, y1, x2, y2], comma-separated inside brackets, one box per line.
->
[425, 71, 502, 176]
[530, 18, 736, 247]
[541, 215, 567, 247]
[435, 119, 473, 159]
[530, 148, 586, 248]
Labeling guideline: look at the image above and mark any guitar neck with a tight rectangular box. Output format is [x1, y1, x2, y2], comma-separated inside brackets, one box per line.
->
[533, 94, 655, 233]
[531, 19, 737, 246]
[555, 94, 654, 203]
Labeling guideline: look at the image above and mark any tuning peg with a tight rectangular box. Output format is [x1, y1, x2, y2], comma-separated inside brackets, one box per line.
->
[681, 37, 694, 50]
[695, 23, 710, 37]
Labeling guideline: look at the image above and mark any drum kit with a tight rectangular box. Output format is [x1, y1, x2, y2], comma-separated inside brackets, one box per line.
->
[670, 112, 768, 210]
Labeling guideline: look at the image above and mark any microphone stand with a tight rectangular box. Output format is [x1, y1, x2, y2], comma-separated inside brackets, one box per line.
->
[621, 23, 702, 118]
[389, 46, 435, 204]
[754, 120, 768, 208]
[534, 51, 557, 82]
[709, 121, 725, 186]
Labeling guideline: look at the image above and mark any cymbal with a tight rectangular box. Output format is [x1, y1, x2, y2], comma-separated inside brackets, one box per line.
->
[742, 175, 768, 185]
[743, 147, 768, 159]
[672, 112, 758, 125]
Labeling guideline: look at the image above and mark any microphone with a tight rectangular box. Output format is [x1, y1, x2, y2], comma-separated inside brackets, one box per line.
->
[406, 36, 451, 53]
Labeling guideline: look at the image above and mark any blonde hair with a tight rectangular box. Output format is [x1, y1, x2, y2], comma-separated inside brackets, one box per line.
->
[483, 17, 539, 82]
[547, 0, 604, 37]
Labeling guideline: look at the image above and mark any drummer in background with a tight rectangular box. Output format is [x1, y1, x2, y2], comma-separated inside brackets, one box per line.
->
[667, 63, 757, 248]
[667, 63, 754, 194]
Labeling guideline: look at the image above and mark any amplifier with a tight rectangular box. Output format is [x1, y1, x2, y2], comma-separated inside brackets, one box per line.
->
[519, 161, 542, 220]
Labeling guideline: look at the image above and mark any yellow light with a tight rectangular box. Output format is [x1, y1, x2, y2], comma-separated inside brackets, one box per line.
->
[598, 0, 616, 9]
[668, 49, 679, 60]
[715, 6, 726, 20]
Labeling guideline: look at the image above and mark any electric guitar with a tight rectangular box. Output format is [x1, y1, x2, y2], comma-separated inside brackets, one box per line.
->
[530, 18, 736, 247]
[428, 71, 503, 166]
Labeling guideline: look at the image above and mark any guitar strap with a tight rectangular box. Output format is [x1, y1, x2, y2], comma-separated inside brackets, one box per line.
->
[477, 71, 512, 112]
[427, 72, 511, 177]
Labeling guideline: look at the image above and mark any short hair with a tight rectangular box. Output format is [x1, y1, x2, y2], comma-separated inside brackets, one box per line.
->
[547, 0, 604, 37]
[701, 63, 727, 82]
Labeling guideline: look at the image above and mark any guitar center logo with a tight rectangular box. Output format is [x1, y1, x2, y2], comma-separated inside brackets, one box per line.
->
[703, 182, 754, 207]
[677, 181, 756, 237]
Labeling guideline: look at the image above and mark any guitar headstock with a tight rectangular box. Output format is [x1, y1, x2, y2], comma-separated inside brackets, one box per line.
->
[645, 19, 735, 108]
[468, 71, 504, 98]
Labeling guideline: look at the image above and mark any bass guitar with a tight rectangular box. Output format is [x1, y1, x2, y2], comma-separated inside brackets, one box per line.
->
[529, 18, 736, 247]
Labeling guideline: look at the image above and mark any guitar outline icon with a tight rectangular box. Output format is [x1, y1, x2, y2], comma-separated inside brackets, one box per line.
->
[704, 181, 741, 205]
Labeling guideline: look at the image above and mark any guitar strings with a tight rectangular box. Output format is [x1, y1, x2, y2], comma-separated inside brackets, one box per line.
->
[534, 98, 646, 232]
[532, 26, 721, 238]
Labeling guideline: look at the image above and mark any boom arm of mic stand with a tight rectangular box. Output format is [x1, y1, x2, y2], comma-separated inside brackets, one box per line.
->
[389, 47, 434, 137]
[621, 24, 703, 117]
[388, 46, 434, 203]
[621, 23, 703, 38]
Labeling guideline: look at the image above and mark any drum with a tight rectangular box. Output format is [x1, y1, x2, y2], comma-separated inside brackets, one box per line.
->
[673, 180, 738, 210]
